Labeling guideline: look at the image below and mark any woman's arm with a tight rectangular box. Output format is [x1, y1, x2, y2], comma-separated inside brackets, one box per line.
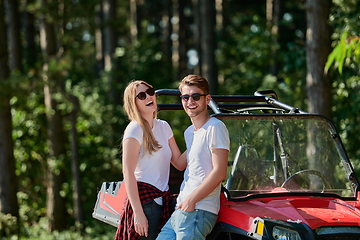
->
[122, 137, 148, 237]
[169, 136, 187, 171]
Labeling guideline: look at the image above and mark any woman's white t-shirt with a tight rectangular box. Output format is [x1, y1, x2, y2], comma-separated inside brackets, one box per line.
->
[123, 119, 173, 204]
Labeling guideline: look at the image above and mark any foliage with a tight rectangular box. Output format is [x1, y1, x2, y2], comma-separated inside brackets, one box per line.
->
[2, 0, 360, 238]
[326, 0, 360, 168]
[326, 0, 360, 74]
[9, 0, 181, 237]
[217, 1, 307, 109]
[0, 212, 18, 237]
[217, 11, 271, 95]
[325, 32, 360, 74]
[3, 217, 115, 240]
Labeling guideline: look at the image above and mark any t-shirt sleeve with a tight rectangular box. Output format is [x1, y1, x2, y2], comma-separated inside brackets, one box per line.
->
[123, 121, 143, 145]
[163, 120, 174, 140]
[210, 121, 230, 151]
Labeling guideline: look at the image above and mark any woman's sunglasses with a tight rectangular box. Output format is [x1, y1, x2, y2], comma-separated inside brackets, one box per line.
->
[180, 93, 207, 102]
[136, 88, 155, 100]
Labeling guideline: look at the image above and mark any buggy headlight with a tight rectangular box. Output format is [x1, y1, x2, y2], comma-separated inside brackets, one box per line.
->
[272, 226, 301, 240]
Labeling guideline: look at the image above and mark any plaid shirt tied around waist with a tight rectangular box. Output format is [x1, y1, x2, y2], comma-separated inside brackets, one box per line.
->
[114, 181, 172, 240]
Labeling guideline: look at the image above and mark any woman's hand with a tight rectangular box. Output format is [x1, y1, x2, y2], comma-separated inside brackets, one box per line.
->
[134, 211, 149, 237]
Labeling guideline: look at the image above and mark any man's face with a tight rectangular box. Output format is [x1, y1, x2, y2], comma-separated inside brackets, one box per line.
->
[180, 85, 209, 118]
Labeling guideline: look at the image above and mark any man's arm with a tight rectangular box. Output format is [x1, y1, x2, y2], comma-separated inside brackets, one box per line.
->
[177, 148, 228, 212]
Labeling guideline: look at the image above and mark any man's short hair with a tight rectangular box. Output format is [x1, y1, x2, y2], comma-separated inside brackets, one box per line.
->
[179, 75, 210, 95]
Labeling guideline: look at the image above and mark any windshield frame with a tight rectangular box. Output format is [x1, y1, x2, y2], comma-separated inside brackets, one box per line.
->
[214, 113, 359, 200]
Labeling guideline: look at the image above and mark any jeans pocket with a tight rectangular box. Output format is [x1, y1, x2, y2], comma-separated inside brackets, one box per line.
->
[200, 211, 218, 236]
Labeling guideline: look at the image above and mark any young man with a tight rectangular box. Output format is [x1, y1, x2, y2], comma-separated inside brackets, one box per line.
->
[156, 75, 230, 240]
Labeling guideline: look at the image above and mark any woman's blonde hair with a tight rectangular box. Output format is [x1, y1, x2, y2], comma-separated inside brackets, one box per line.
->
[123, 80, 161, 155]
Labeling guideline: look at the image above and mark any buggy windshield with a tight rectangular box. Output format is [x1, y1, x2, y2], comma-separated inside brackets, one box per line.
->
[219, 114, 357, 199]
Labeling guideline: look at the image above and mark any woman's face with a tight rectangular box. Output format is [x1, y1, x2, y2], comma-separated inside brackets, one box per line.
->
[135, 84, 157, 116]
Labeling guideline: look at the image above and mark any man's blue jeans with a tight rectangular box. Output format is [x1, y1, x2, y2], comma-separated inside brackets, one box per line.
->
[156, 209, 218, 240]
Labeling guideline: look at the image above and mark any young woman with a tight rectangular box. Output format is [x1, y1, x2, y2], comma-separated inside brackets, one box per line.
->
[114, 80, 186, 240]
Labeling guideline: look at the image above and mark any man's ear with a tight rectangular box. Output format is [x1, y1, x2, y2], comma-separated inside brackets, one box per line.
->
[206, 94, 211, 104]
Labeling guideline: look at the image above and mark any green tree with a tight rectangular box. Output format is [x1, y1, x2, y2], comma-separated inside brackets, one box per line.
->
[0, 0, 19, 236]
[326, 33, 360, 74]
[2, 0, 360, 238]
[325, 0, 360, 173]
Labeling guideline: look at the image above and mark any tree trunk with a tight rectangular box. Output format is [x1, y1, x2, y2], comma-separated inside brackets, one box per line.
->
[0, 0, 19, 224]
[4, 0, 22, 72]
[305, 0, 333, 184]
[43, 80, 68, 232]
[267, 0, 282, 77]
[178, 0, 188, 79]
[129, 0, 138, 41]
[23, 0, 37, 70]
[103, 0, 116, 72]
[192, 0, 201, 75]
[161, 0, 172, 75]
[171, 0, 180, 79]
[103, 0, 119, 127]
[215, 0, 222, 33]
[40, 0, 68, 232]
[305, 0, 332, 119]
[199, 0, 218, 94]
[68, 96, 84, 227]
[94, 2, 104, 77]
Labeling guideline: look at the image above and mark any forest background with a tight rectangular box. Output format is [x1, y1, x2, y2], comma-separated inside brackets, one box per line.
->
[0, 0, 359, 239]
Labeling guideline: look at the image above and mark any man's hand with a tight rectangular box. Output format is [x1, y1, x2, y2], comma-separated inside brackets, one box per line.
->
[178, 199, 196, 212]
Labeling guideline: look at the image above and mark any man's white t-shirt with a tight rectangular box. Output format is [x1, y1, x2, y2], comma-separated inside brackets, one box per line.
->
[123, 119, 173, 204]
[177, 117, 230, 214]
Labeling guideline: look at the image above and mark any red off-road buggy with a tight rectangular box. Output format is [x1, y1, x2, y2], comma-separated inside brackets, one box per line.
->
[93, 90, 360, 239]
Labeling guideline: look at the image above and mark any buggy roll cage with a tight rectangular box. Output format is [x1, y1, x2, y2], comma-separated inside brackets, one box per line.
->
[155, 89, 307, 114]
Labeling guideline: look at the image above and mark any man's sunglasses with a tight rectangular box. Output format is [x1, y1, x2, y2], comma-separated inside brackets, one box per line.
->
[136, 88, 155, 100]
[180, 93, 207, 102]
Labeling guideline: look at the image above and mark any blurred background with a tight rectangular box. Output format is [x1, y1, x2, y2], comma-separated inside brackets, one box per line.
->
[0, 0, 359, 239]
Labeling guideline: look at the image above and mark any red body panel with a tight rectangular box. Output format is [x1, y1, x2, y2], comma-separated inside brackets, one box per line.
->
[218, 194, 360, 232]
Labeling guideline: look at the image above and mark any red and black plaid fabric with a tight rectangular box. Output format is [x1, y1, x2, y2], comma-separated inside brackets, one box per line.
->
[114, 181, 172, 240]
